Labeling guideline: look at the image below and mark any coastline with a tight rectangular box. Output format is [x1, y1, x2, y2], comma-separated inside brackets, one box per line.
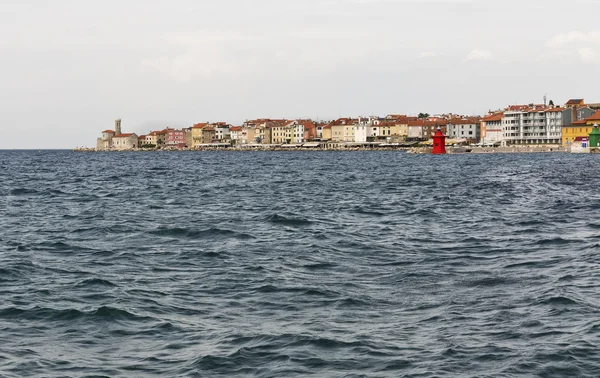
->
[73, 145, 567, 154]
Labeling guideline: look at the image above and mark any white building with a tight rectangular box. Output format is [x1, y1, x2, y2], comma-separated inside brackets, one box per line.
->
[480, 113, 504, 145]
[294, 122, 305, 144]
[447, 119, 480, 142]
[214, 125, 231, 141]
[502, 106, 562, 145]
[230, 126, 242, 142]
[355, 118, 370, 143]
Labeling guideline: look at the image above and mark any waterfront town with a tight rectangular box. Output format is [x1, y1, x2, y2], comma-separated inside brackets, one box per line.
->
[93, 98, 600, 152]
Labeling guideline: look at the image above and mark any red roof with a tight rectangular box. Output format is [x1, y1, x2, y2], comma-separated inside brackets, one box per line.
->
[114, 133, 134, 138]
[230, 126, 242, 131]
[574, 137, 589, 142]
[449, 118, 478, 125]
[482, 113, 503, 122]
[102, 130, 115, 133]
[585, 110, 600, 122]
[408, 120, 448, 127]
[566, 99, 585, 105]
[192, 123, 209, 129]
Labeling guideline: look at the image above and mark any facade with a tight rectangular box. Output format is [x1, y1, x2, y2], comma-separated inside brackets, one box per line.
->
[563, 110, 600, 147]
[272, 121, 294, 144]
[378, 122, 400, 140]
[144, 130, 167, 147]
[214, 124, 231, 141]
[355, 118, 369, 143]
[343, 124, 356, 142]
[96, 130, 115, 150]
[300, 120, 317, 142]
[330, 124, 345, 142]
[201, 127, 216, 144]
[480, 113, 503, 144]
[191, 123, 209, 147]
[407, 120, 448, 140]
[562, 107, 597, 146]
[447, 119, 480, 143]
[112, 133, 139, 150]
[501, 106, 561, 145]
[243, 126, 255, 144]
[230, 126, 242, 143]
[407, 121, 423, 139]
[316, 123, 327, 139]
[322, 125, 332, 140]
[166, 128, 187, 148]
[253, 125, 271, 144]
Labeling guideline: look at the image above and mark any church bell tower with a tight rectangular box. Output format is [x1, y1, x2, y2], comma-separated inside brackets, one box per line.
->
[115, 119, 122, 135]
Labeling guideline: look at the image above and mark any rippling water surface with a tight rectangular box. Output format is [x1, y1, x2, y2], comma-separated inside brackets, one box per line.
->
[2, 150, 600, 377]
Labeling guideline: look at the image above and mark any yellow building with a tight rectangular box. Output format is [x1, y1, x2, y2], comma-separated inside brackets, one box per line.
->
[191, 123, 209, 147]
[379, 122, 401, 139]
[397, 122, 409, 138]
[322, 125, 332, 140]
[563, 110, 600, 146]
[330, 124, 345, 142]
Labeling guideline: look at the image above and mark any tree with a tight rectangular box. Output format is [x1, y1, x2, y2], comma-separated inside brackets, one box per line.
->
[418, 113, 430, 119]
[549, 100, 555, 107]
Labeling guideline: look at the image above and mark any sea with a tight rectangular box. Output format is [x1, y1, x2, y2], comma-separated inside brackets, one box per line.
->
[1, 150, 600, 377]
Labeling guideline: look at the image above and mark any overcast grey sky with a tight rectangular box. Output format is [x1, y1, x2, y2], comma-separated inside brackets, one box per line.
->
[1, 0, 599, 148]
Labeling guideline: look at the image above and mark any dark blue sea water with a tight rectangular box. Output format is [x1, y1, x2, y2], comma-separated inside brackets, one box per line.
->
[1, 150, 600, 377]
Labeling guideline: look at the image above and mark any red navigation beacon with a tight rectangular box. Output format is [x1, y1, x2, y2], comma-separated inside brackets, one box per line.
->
[432, 125, 447, 155]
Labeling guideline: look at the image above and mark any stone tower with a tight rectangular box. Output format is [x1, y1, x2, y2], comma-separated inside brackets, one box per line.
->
[115, 119, 122, 135]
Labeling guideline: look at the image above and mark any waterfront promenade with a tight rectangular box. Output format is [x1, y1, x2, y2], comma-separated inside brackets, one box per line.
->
[74, 144, 566, 154]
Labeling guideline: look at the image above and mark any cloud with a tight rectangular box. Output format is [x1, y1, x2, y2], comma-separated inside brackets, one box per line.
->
[545, 30, 600, 63]
[546, 30, 600, 48]
[578, 47, 599, 63]
[464, 49, 493, 62]
[419, 51, 437, 58]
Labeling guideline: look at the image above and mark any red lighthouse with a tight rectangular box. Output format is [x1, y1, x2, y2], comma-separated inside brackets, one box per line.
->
[432, 125, 447, 155]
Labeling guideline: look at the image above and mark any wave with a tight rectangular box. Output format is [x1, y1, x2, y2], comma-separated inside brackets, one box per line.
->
[9, 188, 39, 196]
[0, 306, 150, 322]
[75, 278, 118, 288]
[265, 214, 313, 226]
[149, 227, 254, 240]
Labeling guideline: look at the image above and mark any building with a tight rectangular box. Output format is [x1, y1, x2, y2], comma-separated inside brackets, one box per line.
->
[447, 118, 480, 143]
[214, 123, 231, 141]
[563, 110, 600, 147]
[328, 119, 355, 142]
[96, 119, 137, 150]
[191, 123, 209, 147]
[378, 121, 400, 141]
[299, 120, 317, 143]
[166, 128, 187, 148]
[112, 133, 139, 150]
[272, 121, 294, 144]
[201, 126, 216, 144]
[480, 113, 503, 145]
[407, 120, 448, 141]
[230, 126, 242, 143]
[144, 130, 167, 148]
[501, 105, 561, 145]
[316, 123, 328, 139]
[96, 129, 115, 150]
[322, 124, 332, 140]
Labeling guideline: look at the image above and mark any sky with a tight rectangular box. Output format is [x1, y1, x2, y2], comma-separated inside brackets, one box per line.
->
[1, 0, 600, 148]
